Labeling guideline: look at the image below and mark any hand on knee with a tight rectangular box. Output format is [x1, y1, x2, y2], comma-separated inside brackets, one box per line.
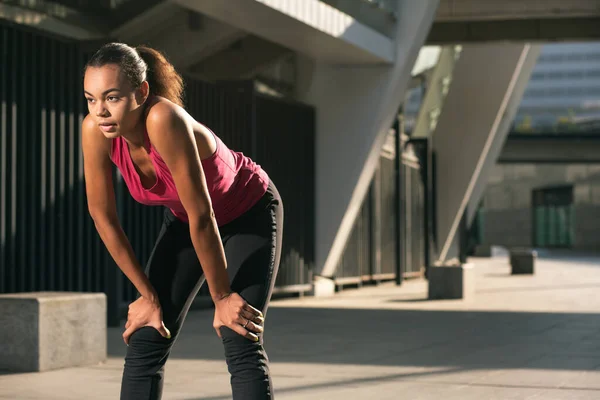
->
[123, 296, 171, 346]
[124, 327, 173, 376]
[212, 292, 264, 342]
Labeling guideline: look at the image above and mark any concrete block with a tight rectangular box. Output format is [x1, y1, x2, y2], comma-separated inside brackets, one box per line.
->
[313, 276, 336, 297]
[0, 292, 107, 372]
[510, 249, 537, 275]
[428, 263, 475, 300]
[473, 245, 492, 257]
[473, 245, 508, 258]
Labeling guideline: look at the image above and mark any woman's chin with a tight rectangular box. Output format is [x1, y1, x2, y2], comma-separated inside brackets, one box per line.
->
[102, 130, 120, 139]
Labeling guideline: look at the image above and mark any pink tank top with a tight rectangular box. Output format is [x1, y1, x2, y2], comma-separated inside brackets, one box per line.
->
[110, 129, 269, 226]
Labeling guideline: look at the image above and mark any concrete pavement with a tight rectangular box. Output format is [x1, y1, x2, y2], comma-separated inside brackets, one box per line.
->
[1, 251, 600, 399]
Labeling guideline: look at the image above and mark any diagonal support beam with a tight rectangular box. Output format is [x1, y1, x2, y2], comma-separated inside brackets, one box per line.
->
[432, 43, 541, 262]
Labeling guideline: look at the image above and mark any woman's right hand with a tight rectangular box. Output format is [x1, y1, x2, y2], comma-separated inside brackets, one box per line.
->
[123, 295, 171, 345]
[212, 292, 264, 341]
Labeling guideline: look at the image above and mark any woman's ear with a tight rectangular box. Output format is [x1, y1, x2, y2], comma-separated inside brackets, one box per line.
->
[137, 81, 150, 104]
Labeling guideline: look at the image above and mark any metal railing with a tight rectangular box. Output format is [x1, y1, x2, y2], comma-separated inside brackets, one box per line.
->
[334, 129, 427, 285]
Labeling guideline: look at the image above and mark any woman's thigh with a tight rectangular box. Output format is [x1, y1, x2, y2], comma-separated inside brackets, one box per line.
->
[145, 213, 205, 332]
[221, 183, 283, 316]
[147, 181, 283, 330]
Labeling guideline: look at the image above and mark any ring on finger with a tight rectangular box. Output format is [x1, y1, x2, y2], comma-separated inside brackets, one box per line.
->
[243, 319, 250, 328]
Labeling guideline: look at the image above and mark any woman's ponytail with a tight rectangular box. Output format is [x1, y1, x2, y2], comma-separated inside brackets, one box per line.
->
[136, 46, 184, 106]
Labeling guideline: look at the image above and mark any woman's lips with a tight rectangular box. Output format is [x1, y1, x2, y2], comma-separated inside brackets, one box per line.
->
[99, 123, 116, 132]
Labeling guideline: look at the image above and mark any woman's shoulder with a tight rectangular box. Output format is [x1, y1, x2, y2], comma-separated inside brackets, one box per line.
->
[144, 96, 183, 123]
[143, 96, 192, 139]
[143, 96, 217, 157]
[144, 96, 214, 140]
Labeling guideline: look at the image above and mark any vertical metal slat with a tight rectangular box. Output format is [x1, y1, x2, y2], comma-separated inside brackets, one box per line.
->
[18, 30, 29, 292]
[39, 35, 48, 291]
[0, 24, 7, 293]
[29, 31, 40, 291]
[9, 25, 18, 292]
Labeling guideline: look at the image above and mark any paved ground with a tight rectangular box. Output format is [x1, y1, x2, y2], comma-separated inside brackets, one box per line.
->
[2, 250, 600, 399]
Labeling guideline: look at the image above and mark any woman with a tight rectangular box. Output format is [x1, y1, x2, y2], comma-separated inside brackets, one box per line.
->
[82, 42, 282, 399]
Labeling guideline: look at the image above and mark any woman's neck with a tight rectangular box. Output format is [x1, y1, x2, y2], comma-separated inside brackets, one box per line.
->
[122, 107, 148, 150]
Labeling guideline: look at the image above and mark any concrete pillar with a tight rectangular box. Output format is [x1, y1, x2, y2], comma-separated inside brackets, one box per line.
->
[466, 46, 542, 227]
[433, 43, 541, 263]
[411, 45, 462, 140]
[295, 1, 441, 286]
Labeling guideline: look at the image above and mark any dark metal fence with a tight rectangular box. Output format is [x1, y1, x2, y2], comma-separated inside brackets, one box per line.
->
[335, 187, 373, 283]
[0, 21, 110, 297]
[401, 154, 426, 277]
[185, 80, 255, 157]
[334, 131, 427, 285]
[254, 93, 315, 293]
[379, 154, 398, 278]
[0, 21, 315, 325]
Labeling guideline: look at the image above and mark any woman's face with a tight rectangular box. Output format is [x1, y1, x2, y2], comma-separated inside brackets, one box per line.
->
[84, 64, 146, 139]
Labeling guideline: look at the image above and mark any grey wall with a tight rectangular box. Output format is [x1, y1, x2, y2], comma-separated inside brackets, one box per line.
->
[481, 163, 600, 248]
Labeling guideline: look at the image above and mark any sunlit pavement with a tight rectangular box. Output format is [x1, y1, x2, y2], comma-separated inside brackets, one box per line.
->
[2, 250, 600, 399]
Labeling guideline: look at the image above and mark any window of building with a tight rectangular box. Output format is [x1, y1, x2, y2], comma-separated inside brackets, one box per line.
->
[532, 185, 574, 248]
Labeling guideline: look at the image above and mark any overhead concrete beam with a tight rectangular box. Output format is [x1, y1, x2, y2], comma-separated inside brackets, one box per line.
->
[188, 35, 291, 81]
[174, 28, 247, 70]
[498, 134, 600, 164]
[0, 2, 105, 40]
[111, 4, 247, 73]
[320, 0, 397, 37]
[427, 17, 600, 44]
[435, 0, 600, 21]
[170, 0, 394, 64]
[429, 0, 600, 43]
[110, 1, 181, 43]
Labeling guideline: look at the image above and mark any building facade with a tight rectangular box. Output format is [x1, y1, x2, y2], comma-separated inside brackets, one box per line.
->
[475, 42, 600, 251]
[477, 163, 600, 250]
[514, 42, 600, 132]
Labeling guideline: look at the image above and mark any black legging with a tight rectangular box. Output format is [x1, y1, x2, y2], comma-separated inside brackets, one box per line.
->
[120, 181, 283, 400]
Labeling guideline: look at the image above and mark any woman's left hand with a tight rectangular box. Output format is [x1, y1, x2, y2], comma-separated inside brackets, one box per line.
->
[213, 292, 264, 341]
[123, 296, 171, 345]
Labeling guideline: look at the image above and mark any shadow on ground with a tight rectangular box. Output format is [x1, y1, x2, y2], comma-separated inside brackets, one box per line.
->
[103, 251, 600, 399]
[145, 305, 600, 400]
[108, 306, 600, 368]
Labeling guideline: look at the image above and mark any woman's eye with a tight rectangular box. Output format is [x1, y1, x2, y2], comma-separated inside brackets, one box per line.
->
[107, 96, 119, 102]
[86, 98, 94, 103]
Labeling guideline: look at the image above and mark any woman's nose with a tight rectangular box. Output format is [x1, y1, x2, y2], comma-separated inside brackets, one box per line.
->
[95, 103, 109, 117]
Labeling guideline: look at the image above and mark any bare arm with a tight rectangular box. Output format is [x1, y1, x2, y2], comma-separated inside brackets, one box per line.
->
[145, 103, 263, 341]
[145, 104, 231, 301]
[81, 115, 158, 302]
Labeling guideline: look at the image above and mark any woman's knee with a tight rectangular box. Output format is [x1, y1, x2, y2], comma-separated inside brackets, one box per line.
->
[221, 327, 269, 377]
[124, 326, 173, 375]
